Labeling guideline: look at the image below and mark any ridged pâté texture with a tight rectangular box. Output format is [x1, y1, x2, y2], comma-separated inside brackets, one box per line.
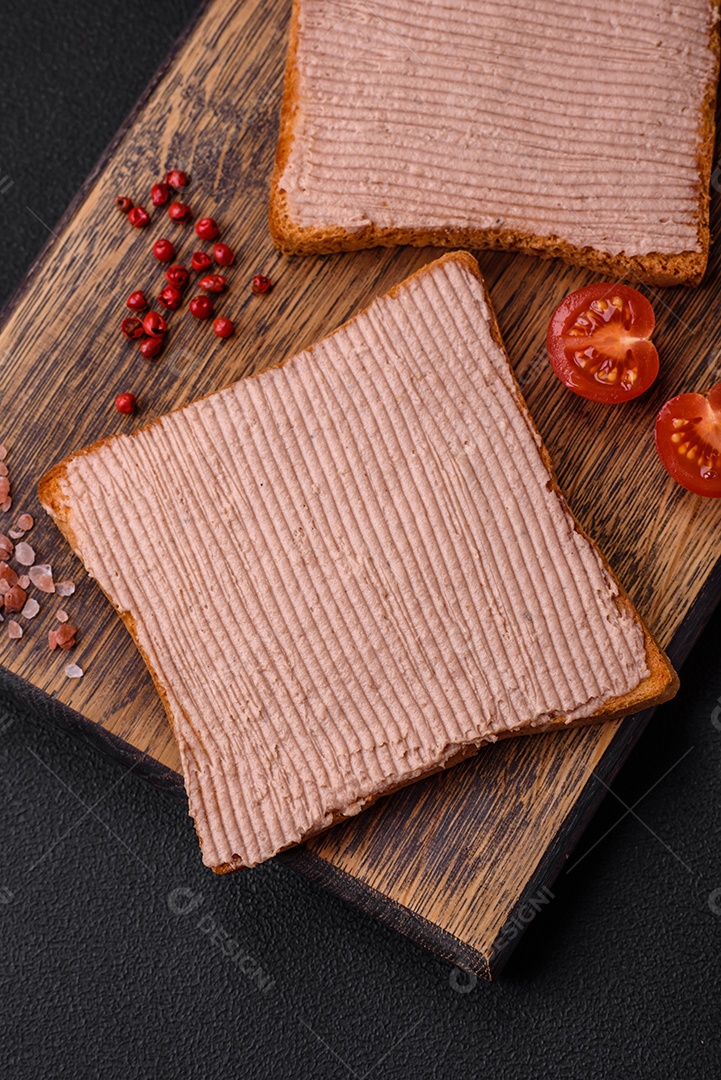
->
[270, 0, 720, 285]
[38, 253, 676, 872]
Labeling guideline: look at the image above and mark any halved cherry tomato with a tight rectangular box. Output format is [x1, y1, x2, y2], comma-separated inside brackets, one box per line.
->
[655, 383, 721, 498]
[547, 283, 659, 403]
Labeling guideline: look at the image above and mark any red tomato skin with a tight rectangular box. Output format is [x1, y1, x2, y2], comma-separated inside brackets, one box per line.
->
[654, 385, 721, 498]
[547, 283, 658, 404]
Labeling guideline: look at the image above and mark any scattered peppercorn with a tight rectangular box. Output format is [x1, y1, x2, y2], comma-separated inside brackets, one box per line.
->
[115, 171, 251, 397]
[151, 182, 170, 206]
[199, 273, 227, 294]
[140, 337, 164, 360]
[251, 274, 272, 295]
[166, 264, 189, 289]
[196, 217, 220, 240]
[213, 317, 234, 339]
[128, 206, 150, 228]
[191, 251, 212, 272]
[213, 243, 235, 267]
[189, 295, 214, 320]
[126, 290, 148, 313]
[121, 316, 145, 340]
[153, 237, 176, 262]
[158, 284, 183, 310]
[143, 311, 168, 338]
[168, 202, 192, 223]
[115, 393, 137, 415]
[166, 169, 189, 190]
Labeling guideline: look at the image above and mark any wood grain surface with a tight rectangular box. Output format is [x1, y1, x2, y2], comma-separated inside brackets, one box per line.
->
[0, 0, 719, 978]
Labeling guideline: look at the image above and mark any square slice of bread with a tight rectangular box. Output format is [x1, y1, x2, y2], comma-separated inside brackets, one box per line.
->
[38, 252, 677, 872]
[269, 0, 720, 285]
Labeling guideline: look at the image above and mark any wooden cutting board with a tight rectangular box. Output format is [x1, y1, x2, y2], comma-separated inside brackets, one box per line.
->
[1, 0, 720, 979]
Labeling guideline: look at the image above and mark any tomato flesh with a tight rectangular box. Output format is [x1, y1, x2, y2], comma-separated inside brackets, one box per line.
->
[655, 383, 721, 498]
[546, 283, 658, 403]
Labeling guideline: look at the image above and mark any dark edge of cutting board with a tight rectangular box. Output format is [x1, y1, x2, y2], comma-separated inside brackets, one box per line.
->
[286, 557, 721, 979]
[2, 0, 719, 983]
[4, 555, 719, 981]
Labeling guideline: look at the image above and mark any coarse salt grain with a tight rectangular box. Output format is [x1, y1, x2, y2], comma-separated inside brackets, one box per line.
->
[0, 446, 7, 461]
[56, 609, 69, 623]
[21, 597, 40, 618]
[14, 542, 35, 566]
[0, 479, 9, 500]
[8, 528, 25, 540]
[65, 664, 83, 679]
[0, 565, 17, 591]
[3, 585, 26, 612]
[28, 564, 54, 593]
[55, 624, 77, 649]
[7, 620, 22, 639]
[0, 535, 13, 561]
[16, 514, 33, 531]
[16, 575, 29, 589]
[55, 581, 75, 597]
[0, 463, 8, 477]
[1, 498, 12, 513]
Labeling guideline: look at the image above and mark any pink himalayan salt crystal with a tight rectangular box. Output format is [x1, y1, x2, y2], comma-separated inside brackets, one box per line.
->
[21, 597, 40, 619]
[0, 478, 9, 501]
[3, 585, 26, 612]
[1, 498, 12, 513]
[16, 514, 33, 531]
[14, 542, 35, 566]
[0, 564, 17, 593]
[8, 529, 25, 540]
[0, 446, 7, 461]
[48, 629, 58, 651]
[55, 581, 75, 597]
[16, 574, 29, 589]
[0, 463, 8, 477]
[7, 620, 22, 639]
[65, 664, 83, 679]
[55, 624, 77, 649]
[0, 535, 13, 561]
[56, 609, 69, 623]
[28, 564, 54, 593]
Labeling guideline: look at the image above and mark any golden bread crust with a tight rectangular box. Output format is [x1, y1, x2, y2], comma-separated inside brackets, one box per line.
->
[38, 251, 678, 873]
[268, 0, 721, 287]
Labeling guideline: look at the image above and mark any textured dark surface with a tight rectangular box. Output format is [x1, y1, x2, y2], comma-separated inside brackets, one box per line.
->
[0, 2, 720, 1078]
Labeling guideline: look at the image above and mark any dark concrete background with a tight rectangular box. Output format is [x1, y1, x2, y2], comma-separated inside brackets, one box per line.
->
[0, 2, 720, 1077]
